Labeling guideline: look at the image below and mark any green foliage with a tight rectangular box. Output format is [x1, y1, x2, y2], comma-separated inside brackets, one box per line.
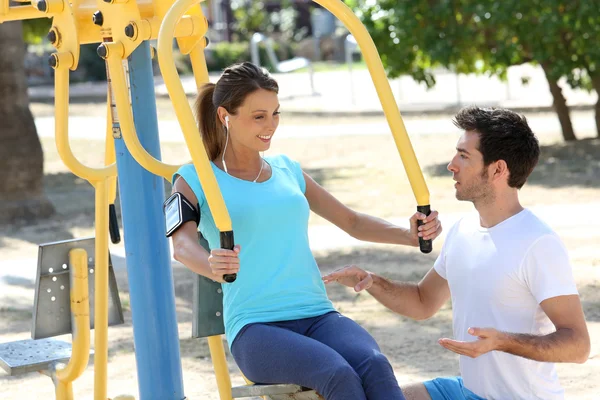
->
[23, 18, 51, 44]
[175, 41, 288, 73]
[210, 41, 251, 70]
[231, 0, 305, 43]
[77, 44, 107, 81]
[352, 1, 600, 90]
[232, 0, 267, 41]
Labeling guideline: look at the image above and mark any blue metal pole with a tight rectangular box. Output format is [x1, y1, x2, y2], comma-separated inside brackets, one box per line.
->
[113, 41, 185, 400]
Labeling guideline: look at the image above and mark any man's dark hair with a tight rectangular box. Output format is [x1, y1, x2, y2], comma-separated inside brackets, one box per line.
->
[453, 106, 540, 189]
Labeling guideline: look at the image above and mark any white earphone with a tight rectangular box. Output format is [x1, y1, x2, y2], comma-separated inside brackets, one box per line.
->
[221, 114, 264, 182]
[223, 115, 230, 173]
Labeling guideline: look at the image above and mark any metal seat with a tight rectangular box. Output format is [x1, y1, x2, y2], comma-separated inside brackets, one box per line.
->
[194, 234, 322, 400]
[232, 383, 322, 399]
[0, 237, 119, 377]
[0, 338, 94, 376]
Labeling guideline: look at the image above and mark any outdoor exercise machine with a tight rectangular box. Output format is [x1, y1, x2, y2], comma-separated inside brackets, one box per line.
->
[0, 0, 434, 399]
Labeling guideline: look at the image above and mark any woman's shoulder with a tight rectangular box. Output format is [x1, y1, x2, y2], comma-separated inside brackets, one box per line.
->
[175, 162, 196, 175]
[173, 163, 207, 200]
[265, 154, 300, 170]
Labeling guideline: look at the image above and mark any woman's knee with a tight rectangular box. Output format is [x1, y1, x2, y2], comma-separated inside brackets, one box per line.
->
[356, 351, 395, 377]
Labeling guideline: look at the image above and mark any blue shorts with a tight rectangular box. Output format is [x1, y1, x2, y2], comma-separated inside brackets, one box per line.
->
[424, 377, 486, 400]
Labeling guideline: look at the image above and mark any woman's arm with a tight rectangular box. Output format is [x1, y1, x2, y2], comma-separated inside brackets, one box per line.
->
[303, 171, 441, 246]
[170, 177, 240, 282]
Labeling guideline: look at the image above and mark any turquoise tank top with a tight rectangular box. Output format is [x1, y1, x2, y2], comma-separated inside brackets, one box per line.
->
[174, 155, 335, 347]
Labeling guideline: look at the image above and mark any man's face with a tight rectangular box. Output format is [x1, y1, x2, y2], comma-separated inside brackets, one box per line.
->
[447, 131, 492, 202]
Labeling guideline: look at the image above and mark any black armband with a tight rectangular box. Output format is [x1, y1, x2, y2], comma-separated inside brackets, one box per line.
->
[163, 192, 200, 237]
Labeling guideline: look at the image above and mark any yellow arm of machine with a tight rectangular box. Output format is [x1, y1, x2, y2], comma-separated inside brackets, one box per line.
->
[54, 249, 91, 400]
[97, 0, 209, 180]
[158, 2, 234, 399]
[44, 2, 117, 399]
[314, 0, 430, 208]
[157, 0, 232, 231]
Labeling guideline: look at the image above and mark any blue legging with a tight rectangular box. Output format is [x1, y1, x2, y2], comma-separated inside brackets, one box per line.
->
[231, 311, 405, 400]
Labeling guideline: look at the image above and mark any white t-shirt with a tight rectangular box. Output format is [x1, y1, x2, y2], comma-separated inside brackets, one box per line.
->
[434, 209, 578, 400]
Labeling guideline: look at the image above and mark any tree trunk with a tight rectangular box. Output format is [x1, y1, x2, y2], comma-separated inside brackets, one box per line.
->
[590, 73, 600, 138]
[0, 21, 54, 224]
[541, 63, 577, 141]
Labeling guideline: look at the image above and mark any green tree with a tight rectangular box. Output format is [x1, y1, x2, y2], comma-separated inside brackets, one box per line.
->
[231, 0, 267, 41]
[557, 3, 600, 137]
[355, 1, 598, 141]
[23, 18, 51, 44]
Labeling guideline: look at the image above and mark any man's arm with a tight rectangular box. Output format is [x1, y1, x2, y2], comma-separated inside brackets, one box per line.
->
[323, 266, 451, 320]
[500, 294, 590, 363]
[439, 294, 590, 363]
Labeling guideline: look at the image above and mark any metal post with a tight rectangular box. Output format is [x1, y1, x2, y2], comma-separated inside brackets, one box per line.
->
[113, 41, 185, 400]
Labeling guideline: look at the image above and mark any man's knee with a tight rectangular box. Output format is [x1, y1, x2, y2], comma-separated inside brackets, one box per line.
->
[400, 382, 432, 400]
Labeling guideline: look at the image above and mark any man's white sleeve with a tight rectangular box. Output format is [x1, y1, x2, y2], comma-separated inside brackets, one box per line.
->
[433, 225, 455, 280]
[522, 234, 579, 304]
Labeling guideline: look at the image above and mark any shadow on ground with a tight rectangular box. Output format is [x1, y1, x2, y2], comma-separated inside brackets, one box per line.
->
[2, 243, 599, 392]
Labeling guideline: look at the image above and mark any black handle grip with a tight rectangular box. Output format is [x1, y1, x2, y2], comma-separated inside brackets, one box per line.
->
[109, 204, 121, 244]
[220, 231, 237, 283]
[417, 205, 432, 254]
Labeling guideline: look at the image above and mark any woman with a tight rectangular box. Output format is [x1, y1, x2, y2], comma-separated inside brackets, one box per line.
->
[171, 62, 442, 400]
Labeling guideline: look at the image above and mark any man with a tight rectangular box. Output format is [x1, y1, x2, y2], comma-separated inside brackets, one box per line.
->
[322, 107, 590, 400]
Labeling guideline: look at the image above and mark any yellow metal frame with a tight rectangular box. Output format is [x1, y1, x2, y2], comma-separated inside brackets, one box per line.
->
[55, 248, 91, 400]
[1, 0, 432, 397]
[104, 46, 181, 180]
[154, 0, 430, 398]
[158, 0, 232, 232]
[55, 61, 117, 400]
[313, 0, 430, 206]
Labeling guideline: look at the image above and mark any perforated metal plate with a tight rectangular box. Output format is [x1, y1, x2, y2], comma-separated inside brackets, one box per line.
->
[32, 237, 124, 339]
[0, 338, 93, 376]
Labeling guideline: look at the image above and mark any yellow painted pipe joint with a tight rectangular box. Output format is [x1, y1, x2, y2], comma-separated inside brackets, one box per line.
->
[177, 15, 205, 38]
[34, 0, 63, 14]
[48, 52, 74, 70]
[47, 27, 62, 48]
[97, 41, 125, 60]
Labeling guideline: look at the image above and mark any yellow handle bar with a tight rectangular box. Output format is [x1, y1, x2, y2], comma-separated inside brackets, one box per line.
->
[314, 0, 430, 206]
[54, 61, 117, 182]
[158, 0, 232, 231]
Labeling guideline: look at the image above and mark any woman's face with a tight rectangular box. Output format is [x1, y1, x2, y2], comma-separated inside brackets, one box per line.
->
[223, 89, 280, 153]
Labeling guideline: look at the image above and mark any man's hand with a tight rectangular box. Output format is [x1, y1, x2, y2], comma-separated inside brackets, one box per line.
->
[409, 210, 442, 247]
[322, 265, 373, 292]
[439, 327, 505, 358]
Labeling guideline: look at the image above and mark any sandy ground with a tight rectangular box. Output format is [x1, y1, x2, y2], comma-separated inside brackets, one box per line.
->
[1, 109, 599, 399]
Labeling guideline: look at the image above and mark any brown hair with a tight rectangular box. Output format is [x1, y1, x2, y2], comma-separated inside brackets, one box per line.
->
[453, 106, 539, 189]
[194, 62, 279, 160]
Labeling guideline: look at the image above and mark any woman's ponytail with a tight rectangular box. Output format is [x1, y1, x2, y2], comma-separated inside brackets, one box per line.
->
[195, 82, 225, 161]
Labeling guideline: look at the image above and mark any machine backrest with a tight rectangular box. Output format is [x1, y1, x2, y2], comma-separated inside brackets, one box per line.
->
[192, 234, 225, 338]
